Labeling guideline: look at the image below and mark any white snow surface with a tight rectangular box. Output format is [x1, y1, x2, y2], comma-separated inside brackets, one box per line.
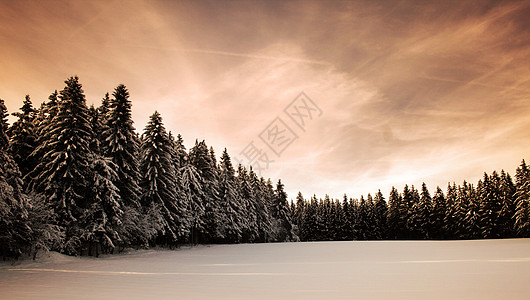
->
[1, 239, 530, 299]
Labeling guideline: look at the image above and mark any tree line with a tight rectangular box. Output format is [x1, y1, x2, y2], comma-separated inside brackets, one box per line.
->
[1, 76, 529, 259]
[1, 76, 295, 259]
[293, 168, 530, 241]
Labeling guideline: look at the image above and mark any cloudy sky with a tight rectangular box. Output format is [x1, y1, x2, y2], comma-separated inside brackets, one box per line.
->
[1, 0, 529, 199]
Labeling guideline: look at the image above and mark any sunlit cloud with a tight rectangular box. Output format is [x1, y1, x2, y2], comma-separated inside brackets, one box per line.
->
[1, 0, 529, 200]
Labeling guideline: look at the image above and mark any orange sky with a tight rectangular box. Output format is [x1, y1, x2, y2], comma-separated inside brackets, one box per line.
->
[1, 0, 529, 199]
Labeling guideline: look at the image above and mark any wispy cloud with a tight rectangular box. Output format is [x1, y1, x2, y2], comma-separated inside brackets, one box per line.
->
[0, 0, 529, 199]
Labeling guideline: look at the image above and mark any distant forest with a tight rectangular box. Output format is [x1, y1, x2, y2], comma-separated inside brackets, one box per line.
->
[1, 76, 529, 259]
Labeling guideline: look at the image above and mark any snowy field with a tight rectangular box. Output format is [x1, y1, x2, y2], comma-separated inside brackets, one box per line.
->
[1, 239, 529, 299]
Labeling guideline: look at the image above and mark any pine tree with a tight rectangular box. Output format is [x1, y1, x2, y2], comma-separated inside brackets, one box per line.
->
[408, 183, 432, 239]
[373, 190, 388, 240]
[514, 160, 530, 237]
[0, 99, 28, 258]
[387, 186, 404, 239]
[2, 99, 63, 259]
[462, 181, 479, 239]
[97, 92, 111, 123]
[30, 76, 95, 254]
[293, 192, 305, 236]
[300, 195, 318, 241]
[341, 194, 354, 240]
[34, 91, 59, 139]
[84, 156, 123, 255]
[444, 183, 458, 239]
[173, 133, 188, 168]
[179, 161, 205, 244]
[236, 165, 258, 242]
[189, 140, 221, 243]
[271, 179, 293, 241]
[354, 195, 370, 240]
[431, 186, 446, 239]
[249, 168, 272, 242]
[218, 149, 242, 243]
[88, 105, 103, 154]
[101, 84, 141, 209]
[30, 91, 59, 178]
[498, 170, 516, 237]
[477, 172, 502, 238]
[7, 95, 37, 177]
[139, 111, 182, 245]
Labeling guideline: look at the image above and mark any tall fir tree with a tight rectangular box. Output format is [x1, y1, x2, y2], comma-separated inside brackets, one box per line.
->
[0, 99, 29, 258]
[431, 186, 446, 239]
[387, 186, 404, 239]
[373, 190, 388, 240]
[272, 179, 293, 241]
[477, 172, 502, 238]
[29, 76, 95, 254]
[443, 183, 458, 239]
[514, 160, 530, 237]
[189, 140, 221, 243]
[97, 92, 111, 123]
[293, 192, 305, 235]
[139, 111, 182, 244]
[101, 84, 141, 209]
[7, 95, 37, 177]
[462, 181, 479, 239]
[218, 148, 243, 243]
[409, 183, 432, 239]
[498, 170, 516, 237]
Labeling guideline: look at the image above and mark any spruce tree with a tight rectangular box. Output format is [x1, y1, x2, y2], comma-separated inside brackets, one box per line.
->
[498, 170, 516, 237]
[387, 186, 404, 239]
[30, 91, 59, 177]
[477, 172, 502, 238]
[431, 186, 446, 239]
[293, 192, 305, 235]
[443, 183, 458, 239]
[514, 160, 530, 237]
[248, 168, 272, 242]
[30, 76, 94, 254]
[461, 181, 479, 239]
[341, 195, 354, 240]
[373, 190, 388, 240]
[217, 149, 244, 242]
[7, 95, 37, 177]
[84, 156, 123, 255]
[409, 183, 432, 239]
[139, 111, 182, 244]
[101, 84, 141, 209]
[0, 99, 27, 258]
[271, 179, 293, 241]
[236, 165, 258, 242]
[179, 160, 204, 244]
[97, 92, 111, 123]
[88, 105, 103, 154]
[300, 195, 318, 241]
[189, 140, 221, 243]
[354, 195, 370, 240]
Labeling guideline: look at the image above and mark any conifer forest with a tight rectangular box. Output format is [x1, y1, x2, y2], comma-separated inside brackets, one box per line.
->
[1, 76, 529, 259]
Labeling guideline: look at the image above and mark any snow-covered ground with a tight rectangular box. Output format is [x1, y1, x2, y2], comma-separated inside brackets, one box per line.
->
[1, 239, 529, 299]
